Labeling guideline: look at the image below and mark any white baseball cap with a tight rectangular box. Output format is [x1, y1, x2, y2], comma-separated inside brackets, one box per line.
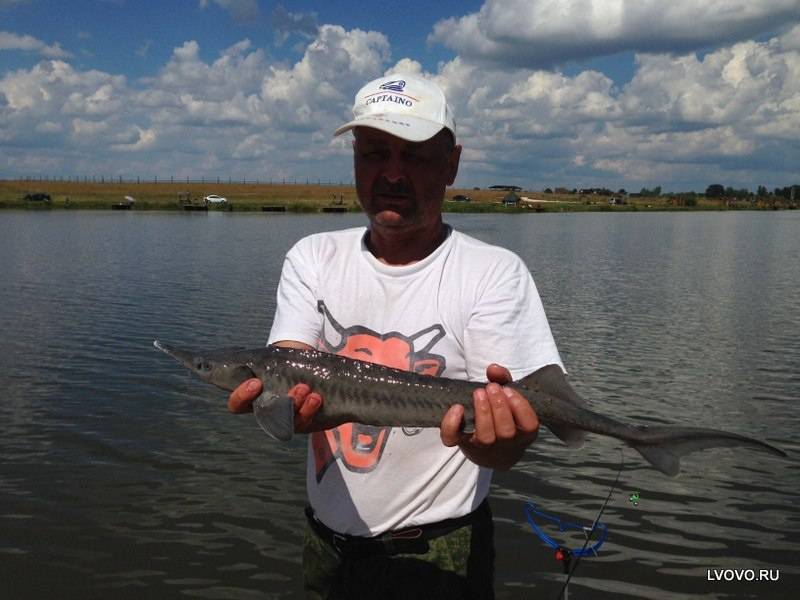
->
[333, 73, 456, 143]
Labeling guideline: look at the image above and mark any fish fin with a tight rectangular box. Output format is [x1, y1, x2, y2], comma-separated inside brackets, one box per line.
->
[520, 365, 587, 446]
[546, 424, 586, 448]
[253, 391, 294, 442]
[517, 366, 587, 446]
[632, 445, 681, 477]
[632, 427, 788, 477]
[523, 365, 587, 408]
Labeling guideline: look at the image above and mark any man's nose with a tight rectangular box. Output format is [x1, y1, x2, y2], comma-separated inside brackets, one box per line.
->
[382, 150, 406, 182]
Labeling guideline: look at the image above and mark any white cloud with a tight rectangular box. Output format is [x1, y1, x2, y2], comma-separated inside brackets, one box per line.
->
[151, 40, 265, 98]
[34, 120, 63, 133]
[262, 25, 390, 130]
[112, 127, 157, 151]
[0, 60, 125, 112]
[63, 83, 123, 115]
[232, 133, 275, 159]
[71, 117, 110, 138]
[430, 0, 800, 68]
[0, 25, 390, 180]
[141, 39, 271, 129]
[0, 19, 796, 191]
[421, 25, 799, 188]
[622, 37, 800, 140]
[0, 31, 71, 58]
[386, 58, 424, 77]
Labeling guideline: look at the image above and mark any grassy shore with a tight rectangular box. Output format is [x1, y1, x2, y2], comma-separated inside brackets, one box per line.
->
[0, 180, 794, 213]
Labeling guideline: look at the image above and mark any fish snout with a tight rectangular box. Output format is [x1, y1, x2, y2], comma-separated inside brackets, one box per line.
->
[155, 340, 195, 365]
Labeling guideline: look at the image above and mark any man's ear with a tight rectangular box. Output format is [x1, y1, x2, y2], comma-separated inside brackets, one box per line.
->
[446, 144, 462, 186]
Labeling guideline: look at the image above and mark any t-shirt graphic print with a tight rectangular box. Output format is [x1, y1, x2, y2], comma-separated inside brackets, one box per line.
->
[312, 300, 447, 483]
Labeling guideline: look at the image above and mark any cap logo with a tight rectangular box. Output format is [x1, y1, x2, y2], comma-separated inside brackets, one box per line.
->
[379, 80, 406, 93]
[334, 74, 455, 141]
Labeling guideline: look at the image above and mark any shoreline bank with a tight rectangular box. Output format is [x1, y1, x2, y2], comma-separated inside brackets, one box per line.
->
[1, 180, 796, 213]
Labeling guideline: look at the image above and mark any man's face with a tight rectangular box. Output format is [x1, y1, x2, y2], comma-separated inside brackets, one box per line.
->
[353, 127, 461, 234]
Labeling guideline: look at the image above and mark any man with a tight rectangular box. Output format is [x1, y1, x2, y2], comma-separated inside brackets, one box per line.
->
[228, 74, 563, 598]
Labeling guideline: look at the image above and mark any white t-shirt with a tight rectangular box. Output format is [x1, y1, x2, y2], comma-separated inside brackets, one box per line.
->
[268, 225, 562, 536]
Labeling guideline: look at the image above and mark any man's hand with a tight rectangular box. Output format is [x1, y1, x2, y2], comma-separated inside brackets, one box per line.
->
[227, 378, 262, 413]
[227, 379, 325, 433]
[440, 364, 539, 470]
[227, 340, 325, 433]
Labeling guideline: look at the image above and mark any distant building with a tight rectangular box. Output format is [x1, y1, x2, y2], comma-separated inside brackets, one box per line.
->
[502, 191, 520, 206]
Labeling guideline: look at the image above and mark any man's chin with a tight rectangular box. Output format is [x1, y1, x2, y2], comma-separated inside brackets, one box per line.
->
[371, 208, 414, 227]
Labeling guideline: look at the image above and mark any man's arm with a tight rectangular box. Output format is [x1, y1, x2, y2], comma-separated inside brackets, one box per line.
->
[440, 363, 540, 471]
[227, 340, 324, 433]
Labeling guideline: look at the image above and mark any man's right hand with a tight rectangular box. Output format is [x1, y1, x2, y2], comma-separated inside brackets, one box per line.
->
[227, 379, 324, 433]
[227, 341, 324, 433]
[227, 378, 263, 413]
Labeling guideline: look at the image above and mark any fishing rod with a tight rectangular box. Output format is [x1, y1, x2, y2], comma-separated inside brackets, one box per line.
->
[525, 450, 625, 600]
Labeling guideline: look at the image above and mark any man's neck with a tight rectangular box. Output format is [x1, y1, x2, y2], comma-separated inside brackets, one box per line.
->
[365, 221, 448, 266]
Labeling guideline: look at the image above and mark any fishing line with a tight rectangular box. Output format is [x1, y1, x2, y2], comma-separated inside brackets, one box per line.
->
[556, 450, 624, 600]
[524, 449, 625, 600]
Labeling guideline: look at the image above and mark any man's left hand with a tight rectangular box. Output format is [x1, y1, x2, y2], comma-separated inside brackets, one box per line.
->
[440, 364, 539, 470]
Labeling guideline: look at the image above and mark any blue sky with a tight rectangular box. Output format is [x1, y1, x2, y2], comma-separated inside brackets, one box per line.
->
[2, 1, 477, 77]
[1, 0, 799, 192]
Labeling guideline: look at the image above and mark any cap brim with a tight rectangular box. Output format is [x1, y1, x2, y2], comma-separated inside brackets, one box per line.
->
[333, 114, 445, 143]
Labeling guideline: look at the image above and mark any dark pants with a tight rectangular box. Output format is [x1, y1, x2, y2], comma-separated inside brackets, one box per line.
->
[303, 502, 495, 600]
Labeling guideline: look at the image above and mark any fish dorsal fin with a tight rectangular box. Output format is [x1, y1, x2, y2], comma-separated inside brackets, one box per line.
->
[520, 365, 587, 447]
[253, 391, 295, 441]
[529, 364, 587, 408]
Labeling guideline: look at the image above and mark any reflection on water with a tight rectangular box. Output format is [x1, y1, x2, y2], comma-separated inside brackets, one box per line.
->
[1, 210, 798, 599]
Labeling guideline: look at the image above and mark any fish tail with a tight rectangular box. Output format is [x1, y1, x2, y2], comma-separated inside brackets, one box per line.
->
[631, 444, 681, 477]
[253, 392, 295, 441]
[630, 427, 787, 477]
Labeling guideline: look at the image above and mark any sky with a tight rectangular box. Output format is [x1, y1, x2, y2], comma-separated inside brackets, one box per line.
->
[1, 0, 799, 192]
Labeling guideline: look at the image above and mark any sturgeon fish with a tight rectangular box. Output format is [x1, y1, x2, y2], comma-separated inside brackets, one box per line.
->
[154, 340, 787, 476]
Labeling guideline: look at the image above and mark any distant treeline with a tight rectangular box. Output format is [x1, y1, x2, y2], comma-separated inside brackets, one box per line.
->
[704, 184, 799, 200]
[9, 176, 799, 200]
[543, 184, 799, 199]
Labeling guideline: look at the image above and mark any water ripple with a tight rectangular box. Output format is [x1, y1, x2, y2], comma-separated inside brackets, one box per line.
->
[1, 212, 798, 598]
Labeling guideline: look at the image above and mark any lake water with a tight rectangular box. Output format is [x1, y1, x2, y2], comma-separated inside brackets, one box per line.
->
[1, 210, 798, 599]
